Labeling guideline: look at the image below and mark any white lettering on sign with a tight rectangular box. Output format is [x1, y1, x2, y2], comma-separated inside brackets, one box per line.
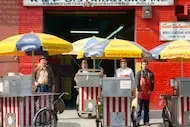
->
[21, 45, 37, 51]
[160, 22, 190, 41]
[23, 0, 174, 6]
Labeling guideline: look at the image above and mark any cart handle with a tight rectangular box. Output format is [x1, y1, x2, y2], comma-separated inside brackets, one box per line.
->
[58, 92, 69, 99]
[74, 86, 79, 89]
[160, 94, 172, 99]
[78, 69, 102, 73]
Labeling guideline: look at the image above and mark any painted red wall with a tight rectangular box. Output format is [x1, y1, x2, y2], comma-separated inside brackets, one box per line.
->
[18, 0, 43, 74]
[0, 0, 19, 76]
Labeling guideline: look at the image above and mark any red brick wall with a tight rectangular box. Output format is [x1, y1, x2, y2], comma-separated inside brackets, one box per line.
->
[0, 0, 19, 40]
[0, 0, 19, 76]
[18, 0, 43, 74]
[18, 0, 43, 33]
[136, 5, 190, 110]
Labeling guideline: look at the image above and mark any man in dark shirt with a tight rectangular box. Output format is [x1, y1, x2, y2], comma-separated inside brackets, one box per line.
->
[135, 59, 154, 126]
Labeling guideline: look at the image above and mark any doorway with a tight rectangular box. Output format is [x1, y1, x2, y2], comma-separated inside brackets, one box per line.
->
[44, 10, 135, 108]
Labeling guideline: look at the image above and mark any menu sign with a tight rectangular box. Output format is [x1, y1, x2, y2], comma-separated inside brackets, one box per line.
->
[160, 22, 190, 41]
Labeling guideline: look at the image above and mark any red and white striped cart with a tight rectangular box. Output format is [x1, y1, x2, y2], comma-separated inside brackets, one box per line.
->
[169, 78, 190, 126]
[101, 77, 133, 127]
[75, 69, 102, 118]
[0, 75, 56, 127]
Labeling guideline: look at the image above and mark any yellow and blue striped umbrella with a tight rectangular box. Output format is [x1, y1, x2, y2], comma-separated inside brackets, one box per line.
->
[150, 40, 190, 77]
[77, 38, 151, 59]
[0, 32, 73, 56]
[63, 36, 105, 55]
[150, 40, 190, 59]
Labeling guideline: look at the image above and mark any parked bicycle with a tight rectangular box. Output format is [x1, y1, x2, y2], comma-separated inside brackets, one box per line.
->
[32, 92, 69, 127]
[160, 94, 176, 127]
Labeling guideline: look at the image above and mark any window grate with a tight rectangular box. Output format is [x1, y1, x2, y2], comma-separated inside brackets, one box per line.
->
[175, 5, 184, 16]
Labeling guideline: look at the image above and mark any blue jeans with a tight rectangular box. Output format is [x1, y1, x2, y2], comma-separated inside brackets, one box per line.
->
[36, 85, 50, 92]
[136, 99, 150, 125]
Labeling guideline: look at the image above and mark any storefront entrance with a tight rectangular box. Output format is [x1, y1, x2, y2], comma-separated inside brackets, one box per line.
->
[43, 10, 135, 108]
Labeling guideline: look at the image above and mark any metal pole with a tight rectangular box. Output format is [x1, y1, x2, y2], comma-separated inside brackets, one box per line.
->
[32, 50, 34, 81]
[105, 25, 124, 40]
[114, 60, 117, 75]
[181, 59, 184, 77]
[84, 25, 124, 51]
[93, 59, 96, 69]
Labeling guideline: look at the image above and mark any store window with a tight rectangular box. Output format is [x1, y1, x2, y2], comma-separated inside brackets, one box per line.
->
[176, 5, 190, 21]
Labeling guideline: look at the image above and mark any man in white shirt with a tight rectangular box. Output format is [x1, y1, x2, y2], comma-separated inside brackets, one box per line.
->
[116, 58, 135, 88]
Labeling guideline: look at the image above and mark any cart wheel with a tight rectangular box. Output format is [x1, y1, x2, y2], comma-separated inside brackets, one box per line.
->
[96, 119, 103, 127]
[101, 121, 103, 127]
[54, 98, 65, 114]
[33, 108, 57, 127]
[88, 113, 92, 118]
[77, 112, 82, 117]
[76, 106, 82, 117]
[96, 119, 100, 127]
[164, 121, 170, 127]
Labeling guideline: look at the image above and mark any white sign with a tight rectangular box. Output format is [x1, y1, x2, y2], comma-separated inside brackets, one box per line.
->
[120, 80, 131, 89]
[160, 22, 190, 41]
[110, 112, 125, 126]
[0, 82, 3, 92]
[23, 0, 174, 6]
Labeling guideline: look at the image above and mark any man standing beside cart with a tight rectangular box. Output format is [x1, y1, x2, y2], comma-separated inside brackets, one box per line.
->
[33, 56, 55, 92]
[135, 59, 154, 126]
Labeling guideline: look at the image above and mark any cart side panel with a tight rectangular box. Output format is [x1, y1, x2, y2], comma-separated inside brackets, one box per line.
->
[179, 97, 190, 126]
[103, 97, 131, 127]
[79, 87, 101, 111]
[172, 96, 190, 126]
[0, 95, 53, 127]
[0, 97, 20, 127]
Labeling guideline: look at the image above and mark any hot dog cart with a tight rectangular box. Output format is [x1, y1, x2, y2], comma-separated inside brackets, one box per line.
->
[99, 77, 133, 127]
[75, 69, 103, 117]
[169, 77, 190, 126]
[0, 74, 56, 127]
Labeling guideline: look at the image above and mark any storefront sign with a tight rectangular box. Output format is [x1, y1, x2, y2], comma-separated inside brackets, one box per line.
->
[23, 0, 174, 6]
[160, 22, 190, 41]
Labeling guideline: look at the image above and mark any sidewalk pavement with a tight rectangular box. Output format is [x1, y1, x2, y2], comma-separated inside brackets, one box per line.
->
[57, 110, 164, 127]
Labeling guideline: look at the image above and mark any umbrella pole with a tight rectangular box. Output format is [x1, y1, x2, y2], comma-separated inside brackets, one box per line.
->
[114, 60, 117, 75]
[93, 59, 95, 69]
[32, 50, 35, 81]
[181, 59, 184, 77]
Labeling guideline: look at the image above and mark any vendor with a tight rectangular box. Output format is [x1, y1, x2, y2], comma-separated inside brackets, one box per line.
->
[74, 60, 88, 83]
[33, 56, 55, 92]
[74, 59, 104, 83]
[116, 58, 135, 88]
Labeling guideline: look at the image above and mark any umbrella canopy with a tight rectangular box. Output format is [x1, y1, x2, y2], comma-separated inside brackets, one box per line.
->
[77, 38, 151, 59]
[150, 40, 190, 77]
[63, 36, 105, 55]
[0, 32, 73, 56]
[150, 40, 190, 59]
